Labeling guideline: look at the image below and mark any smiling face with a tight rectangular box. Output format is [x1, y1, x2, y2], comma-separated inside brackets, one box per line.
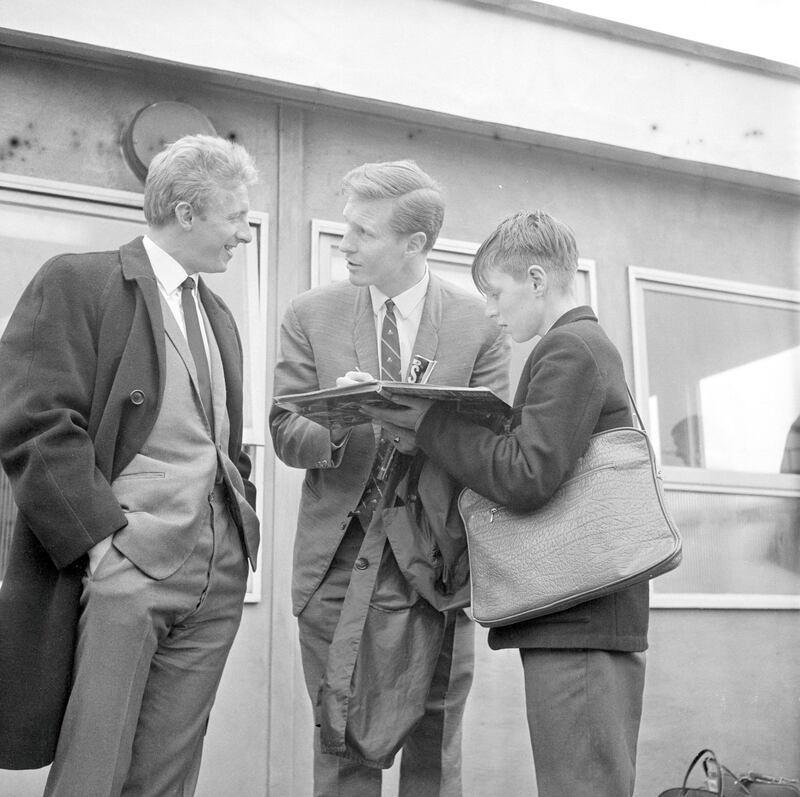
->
[182, 183, 252, 275]
[338, 196, 422, 296]
[483, 267, 546, 343]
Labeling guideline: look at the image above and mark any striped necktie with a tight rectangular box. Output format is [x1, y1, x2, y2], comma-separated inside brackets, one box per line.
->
[380, 299, 402, 382]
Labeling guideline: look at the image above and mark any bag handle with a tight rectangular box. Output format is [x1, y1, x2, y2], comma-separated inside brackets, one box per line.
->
[719, 764, 756, 796]
[625, 383, 647, 432]
[678, 749, 723, 797]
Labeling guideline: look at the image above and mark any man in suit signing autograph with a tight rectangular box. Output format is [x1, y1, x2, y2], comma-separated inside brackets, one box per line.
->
[270, 160, 509, 796]
[0, 134, 260, 796]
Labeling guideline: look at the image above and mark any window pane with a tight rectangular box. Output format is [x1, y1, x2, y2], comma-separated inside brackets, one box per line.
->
[655, 490, 800, 596]
[0, 200, 145, 335]
[643, 288, 800, 474]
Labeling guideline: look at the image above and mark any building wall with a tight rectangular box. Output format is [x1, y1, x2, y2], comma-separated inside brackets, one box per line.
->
[0, 43, 798, 797]
[2, 0, 798, 188]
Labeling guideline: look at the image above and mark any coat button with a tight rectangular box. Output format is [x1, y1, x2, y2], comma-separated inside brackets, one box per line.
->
[129, 389, 145, 405]
[354, 557, 369, 571]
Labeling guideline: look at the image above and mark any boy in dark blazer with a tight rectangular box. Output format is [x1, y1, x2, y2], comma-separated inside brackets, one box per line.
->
[368, 210, 649, 797]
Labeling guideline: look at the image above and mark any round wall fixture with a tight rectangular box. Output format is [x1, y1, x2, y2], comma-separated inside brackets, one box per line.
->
[122, 101, 217, 181]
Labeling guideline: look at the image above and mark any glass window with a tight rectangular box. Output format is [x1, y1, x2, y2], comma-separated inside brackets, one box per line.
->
[0, 176, 267, 600]
[630, 267, 800, 609]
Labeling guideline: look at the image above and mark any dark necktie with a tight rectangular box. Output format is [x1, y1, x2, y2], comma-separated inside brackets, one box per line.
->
[372, 299, 403, 482]
[352, 299, 405, 522]
[380, 299, 402, 382]
[180, 277, 214, 425]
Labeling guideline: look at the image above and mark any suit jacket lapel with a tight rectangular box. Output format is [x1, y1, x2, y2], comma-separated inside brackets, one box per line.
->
[159, 293, 195, 376]
[353, 288, 380, 377]
[352, 276, 444, 382]
[409, 275, 441, 380]
[202, 307, 229, 447]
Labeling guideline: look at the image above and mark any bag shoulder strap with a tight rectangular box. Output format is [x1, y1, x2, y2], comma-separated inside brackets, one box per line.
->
[625, 382, 647, 433]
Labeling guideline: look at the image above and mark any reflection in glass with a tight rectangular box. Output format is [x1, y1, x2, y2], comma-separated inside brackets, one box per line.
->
[655, 490, 800, 595]
[642, 288, 800, 474]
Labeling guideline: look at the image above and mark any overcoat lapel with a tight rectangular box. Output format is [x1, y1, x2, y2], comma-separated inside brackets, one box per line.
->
[198, 278, 243, 441]
[119, 237, 167, 409]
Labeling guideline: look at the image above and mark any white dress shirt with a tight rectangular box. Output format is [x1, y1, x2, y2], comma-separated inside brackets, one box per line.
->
[142, 236, 211, 363]
[368, 268, 430, 379]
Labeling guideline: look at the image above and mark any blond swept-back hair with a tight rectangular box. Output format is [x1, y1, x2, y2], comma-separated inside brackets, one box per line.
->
[472, 210, 579, 293]
[144, 134, 258, 227]
[341, 160, 444, 252]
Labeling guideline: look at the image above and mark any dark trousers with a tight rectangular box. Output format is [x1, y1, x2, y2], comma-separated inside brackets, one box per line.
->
[520, 647, 646, 797]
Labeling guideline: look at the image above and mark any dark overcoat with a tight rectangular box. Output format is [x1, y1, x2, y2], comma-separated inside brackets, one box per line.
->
[0, 237, 254, 769]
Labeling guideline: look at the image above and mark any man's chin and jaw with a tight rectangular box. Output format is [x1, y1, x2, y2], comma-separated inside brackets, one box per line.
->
[207, 243, 239, 274]
[347, 257, 421, 296]
[345, 261, 373, 287]
[183, 185, 251, 275]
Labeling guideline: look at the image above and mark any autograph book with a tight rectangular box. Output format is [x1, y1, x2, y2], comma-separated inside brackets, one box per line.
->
[273, 381, 511, 430]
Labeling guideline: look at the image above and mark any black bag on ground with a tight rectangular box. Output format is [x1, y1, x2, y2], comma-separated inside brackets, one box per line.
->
[659, 749, 800, 797]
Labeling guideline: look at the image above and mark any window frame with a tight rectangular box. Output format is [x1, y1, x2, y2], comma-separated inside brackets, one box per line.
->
[629, 265, 800, 610]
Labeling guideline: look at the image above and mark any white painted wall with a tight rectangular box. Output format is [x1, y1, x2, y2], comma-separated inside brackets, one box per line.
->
[0, 0, 797, 186]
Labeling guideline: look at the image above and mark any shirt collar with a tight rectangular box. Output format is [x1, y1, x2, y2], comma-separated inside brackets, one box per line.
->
[143, 235, 194, 295]
[369, 266, 430, 320]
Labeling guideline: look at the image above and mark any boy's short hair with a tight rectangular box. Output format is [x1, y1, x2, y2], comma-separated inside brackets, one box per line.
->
[472, 210, 579, 292]
[342, 160, 444, 252]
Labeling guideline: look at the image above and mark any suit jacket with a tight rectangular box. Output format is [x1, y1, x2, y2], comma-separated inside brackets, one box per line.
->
[269, 274, 509, 615]
[418, 306, 650, 652]
[0, 236, 256, 769]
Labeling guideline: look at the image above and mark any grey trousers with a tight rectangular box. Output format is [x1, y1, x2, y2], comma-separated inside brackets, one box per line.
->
[520, 647, 646, 797]
[45, 489, 247, 797]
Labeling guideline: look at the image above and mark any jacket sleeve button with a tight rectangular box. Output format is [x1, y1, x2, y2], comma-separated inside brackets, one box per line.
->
[354, 557, 369, 571]
[129, 389, 145, 405]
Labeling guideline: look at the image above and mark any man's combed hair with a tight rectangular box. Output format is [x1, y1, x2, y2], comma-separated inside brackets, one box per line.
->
[472, 210, 579, 293]
[342, 160, 444, 252]
[144, 134, 258, 227]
